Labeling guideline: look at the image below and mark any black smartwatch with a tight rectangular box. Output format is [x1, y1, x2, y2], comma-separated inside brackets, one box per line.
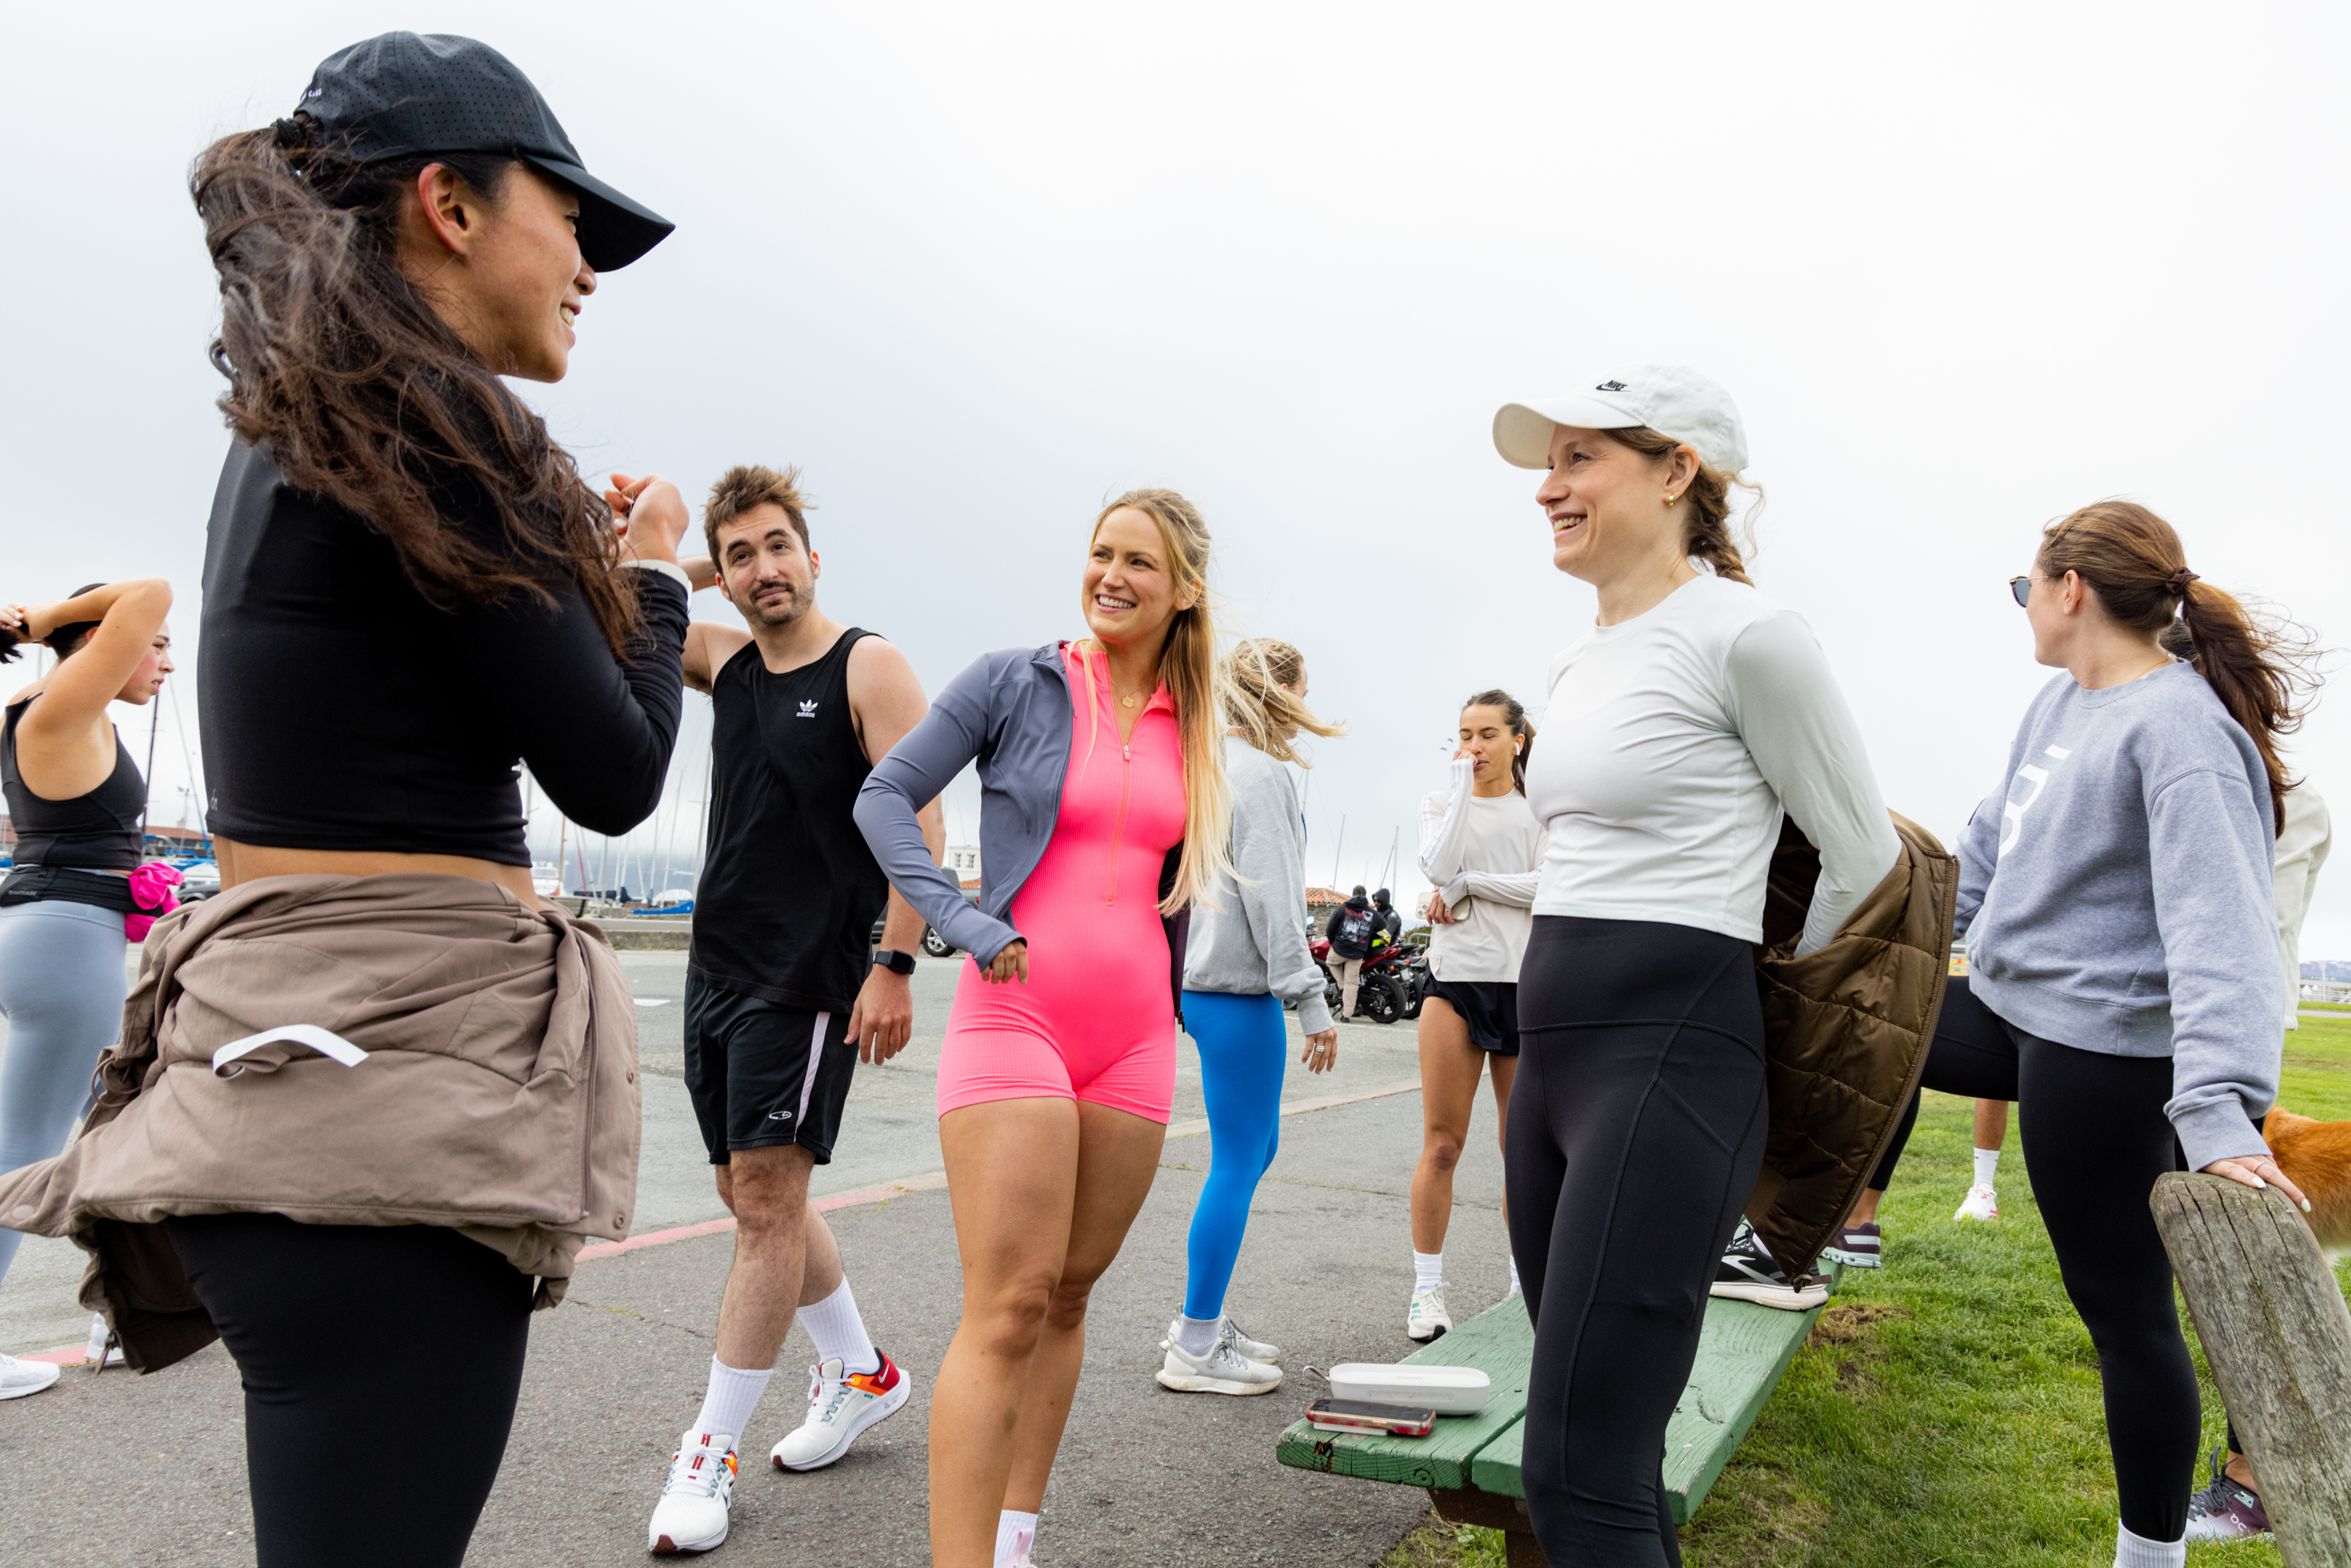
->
[872, 948, 916, 976]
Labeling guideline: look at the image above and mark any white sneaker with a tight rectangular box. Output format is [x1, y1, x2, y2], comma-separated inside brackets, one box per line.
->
[647, 1430, 737, 1555]
[84, 1314, 125, 1368]
[1155, 1335, 1284, 1395]
[770, 1350, 911, 1472]
[1161, 1314, 1280, 1366]
[0, 1353, 61, 1400]
[1954, 1183, 1999, 1222]
[1406, 1286, 1451, 1342]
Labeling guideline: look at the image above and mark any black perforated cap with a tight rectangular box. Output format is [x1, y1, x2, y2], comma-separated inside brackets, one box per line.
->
[295, 31, 673, 271]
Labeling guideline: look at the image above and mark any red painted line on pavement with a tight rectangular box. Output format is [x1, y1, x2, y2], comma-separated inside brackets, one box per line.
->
[24, 1345, 89, 1365]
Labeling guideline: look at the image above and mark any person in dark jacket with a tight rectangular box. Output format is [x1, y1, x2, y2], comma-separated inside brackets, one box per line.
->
[1371, 888, 1404, 944]
[1324, 887, 1377, 1017]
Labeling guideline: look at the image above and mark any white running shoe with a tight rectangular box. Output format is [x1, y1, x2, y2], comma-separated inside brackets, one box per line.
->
[0, 1353, 61, 1400]
[1161, 1314, 1281, 1366]
[1406, 1286, 1451, 1342]
[84, 1314, 125, 1368]
[1954, 1183, 2000, 1222]
[770, 1350, 911, 1472]
[1155, 1335, 1284, 1395]
[648, 1430, 737, 1555]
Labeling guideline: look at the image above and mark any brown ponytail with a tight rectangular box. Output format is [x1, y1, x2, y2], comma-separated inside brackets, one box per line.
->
[1463, 689, 1535, 794]
[1602, 425, 1762, 584]
[2038, 501, 2317, 831]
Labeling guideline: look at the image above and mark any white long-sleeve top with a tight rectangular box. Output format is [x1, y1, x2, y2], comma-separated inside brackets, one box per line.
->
[2275, 784, 2331, 1031]
[1526, 574, 1899, 955]
[1417, 755, 1544, 983]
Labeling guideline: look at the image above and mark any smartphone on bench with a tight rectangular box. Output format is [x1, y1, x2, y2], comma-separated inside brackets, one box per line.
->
[1306, 1396, 1437, 1437]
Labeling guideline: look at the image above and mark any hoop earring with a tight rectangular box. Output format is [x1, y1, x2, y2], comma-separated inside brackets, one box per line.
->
[1664, 493, 1679, 506]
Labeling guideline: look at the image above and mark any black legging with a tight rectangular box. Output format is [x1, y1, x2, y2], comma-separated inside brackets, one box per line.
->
[166, 1213, 535, 1568]
[1864, 979, 2197, 1542]
[1508, 917, 1768, 1567]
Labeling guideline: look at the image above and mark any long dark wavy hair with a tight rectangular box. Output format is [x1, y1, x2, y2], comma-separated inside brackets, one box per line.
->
[191, 116, 638, 652]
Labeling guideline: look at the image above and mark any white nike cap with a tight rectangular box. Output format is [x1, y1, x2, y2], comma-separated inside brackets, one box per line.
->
[1493, 363, 1748, 474]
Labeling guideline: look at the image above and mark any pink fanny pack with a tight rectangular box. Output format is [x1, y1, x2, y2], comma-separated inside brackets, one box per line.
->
[124, 862, 183, 942]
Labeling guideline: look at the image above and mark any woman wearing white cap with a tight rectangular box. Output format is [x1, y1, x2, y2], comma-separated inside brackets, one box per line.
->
[1492, 366, 1898, 1566]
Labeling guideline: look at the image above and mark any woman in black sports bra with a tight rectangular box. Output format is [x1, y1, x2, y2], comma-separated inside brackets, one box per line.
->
[0, 578, 172, 1400]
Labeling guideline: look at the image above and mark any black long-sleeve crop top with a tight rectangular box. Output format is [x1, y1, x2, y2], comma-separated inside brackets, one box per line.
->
[198, 440, 689, 866]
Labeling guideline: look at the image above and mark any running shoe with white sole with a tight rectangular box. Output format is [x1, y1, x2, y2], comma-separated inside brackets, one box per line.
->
[1405, 1286, 1451, 1342]
[2184, 1447, 2272, 1540]
[1161, 1314, 1280, 1366]
[770, 1350, 911, 1472]
[648, 1430, 737, 1555]
[1155, 1334, 1284, 1395]
[1822, 1222, 1882, 1269]
[1953, 1182, 1999, 1222]
[84, 1313, 125, 1368]
[1709, 1222, 1830, 1311]
[0, 1353, 60, 1400]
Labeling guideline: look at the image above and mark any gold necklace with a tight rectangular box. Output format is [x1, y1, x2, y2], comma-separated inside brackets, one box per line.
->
[1085, 640, 1147, 708]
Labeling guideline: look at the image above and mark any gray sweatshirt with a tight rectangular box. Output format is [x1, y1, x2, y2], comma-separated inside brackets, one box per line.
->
[1181, 737, 1335, 1035]
[1958, 661, 2280, 1171]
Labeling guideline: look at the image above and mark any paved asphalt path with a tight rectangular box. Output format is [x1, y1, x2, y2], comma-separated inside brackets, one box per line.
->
[0, 952, 1516, 1566]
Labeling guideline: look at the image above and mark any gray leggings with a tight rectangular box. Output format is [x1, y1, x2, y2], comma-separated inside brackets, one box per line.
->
[0, 898, 127, 1287]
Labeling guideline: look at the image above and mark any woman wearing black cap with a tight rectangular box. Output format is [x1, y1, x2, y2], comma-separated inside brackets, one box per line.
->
[0, 33, 683, 1568]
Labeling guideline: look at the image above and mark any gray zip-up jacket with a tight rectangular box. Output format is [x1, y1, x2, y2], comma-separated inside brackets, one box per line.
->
[1182, 737, 1334, 1034]
[1958, 661, 2280, 1171]
[855, 643, 1190, 1016]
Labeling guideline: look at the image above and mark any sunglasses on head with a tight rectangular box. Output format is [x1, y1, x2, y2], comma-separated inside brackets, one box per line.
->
[2008, 576, 2032, 608]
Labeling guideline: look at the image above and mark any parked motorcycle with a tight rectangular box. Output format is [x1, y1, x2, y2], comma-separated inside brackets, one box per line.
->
[1310, 933, 1412, 1025]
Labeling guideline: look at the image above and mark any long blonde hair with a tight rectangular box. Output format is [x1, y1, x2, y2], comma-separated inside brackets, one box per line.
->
[1223, 639, 1346, 766]
[1074, 488, 1232, 914]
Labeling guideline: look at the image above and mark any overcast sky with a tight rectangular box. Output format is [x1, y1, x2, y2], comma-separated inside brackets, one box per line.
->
[9, 2, 2349, 955]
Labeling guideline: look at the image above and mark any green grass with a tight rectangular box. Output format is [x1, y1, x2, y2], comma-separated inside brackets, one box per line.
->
[1384, 1027, 2351, 1568]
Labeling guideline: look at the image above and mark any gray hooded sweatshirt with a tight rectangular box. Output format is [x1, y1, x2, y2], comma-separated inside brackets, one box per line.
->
[1958, 661, 2280, 1171]
[1181, 737, 1334, 1034]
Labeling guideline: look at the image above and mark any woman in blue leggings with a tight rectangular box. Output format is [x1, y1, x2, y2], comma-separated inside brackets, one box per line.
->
[0, 578, 174, 1398]
[1154, 639, 1343, 1395]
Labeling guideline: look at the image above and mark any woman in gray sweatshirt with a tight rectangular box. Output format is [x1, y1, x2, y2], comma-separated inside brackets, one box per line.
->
[1940, 502, 2313, 1568]
[1155, 639, 1346, 1396]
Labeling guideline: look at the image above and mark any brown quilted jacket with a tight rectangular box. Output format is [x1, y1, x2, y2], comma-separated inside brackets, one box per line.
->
[0, 873, 643, 1371]
[1747, 813, 1958, 1276]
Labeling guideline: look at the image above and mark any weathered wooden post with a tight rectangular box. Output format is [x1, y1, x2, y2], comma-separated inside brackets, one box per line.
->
[2151, 1171, 2351, 1567]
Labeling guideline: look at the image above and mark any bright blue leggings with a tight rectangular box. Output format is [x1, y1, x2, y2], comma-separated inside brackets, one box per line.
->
[1180, 990, 1287, 1320]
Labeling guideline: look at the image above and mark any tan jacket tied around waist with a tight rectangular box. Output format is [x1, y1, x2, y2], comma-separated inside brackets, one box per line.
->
[0, 872, 643, 1371]
[1747, 812, 1959, 1277]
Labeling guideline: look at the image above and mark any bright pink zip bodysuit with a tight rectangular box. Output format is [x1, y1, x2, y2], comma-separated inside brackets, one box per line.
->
[936, 643, 1188, 1124]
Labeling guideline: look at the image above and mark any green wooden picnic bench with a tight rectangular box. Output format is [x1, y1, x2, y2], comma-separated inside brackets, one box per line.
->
[1276, 1274, 1837, 1566]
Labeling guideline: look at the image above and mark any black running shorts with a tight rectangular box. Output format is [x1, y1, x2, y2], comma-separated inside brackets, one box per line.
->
[1427, 978, 1520, 1056]
[683, 976, 857, 1165]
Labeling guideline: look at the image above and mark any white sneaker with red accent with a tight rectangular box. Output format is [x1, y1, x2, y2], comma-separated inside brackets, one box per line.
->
[648, 1430, 737, 1555]
[1954, 1182, 1999, 1222]
[771, 1350, 911, 1471]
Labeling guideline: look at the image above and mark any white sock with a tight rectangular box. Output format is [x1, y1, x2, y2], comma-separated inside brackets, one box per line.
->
[995, 1509, 1038, 1566]
[1174, 1313, 1220, 1356]
[690, 1355, 773, 1443]
[1973, 1146, 2001, 1189]
[2113, 1522, 2185, 1568]
[799, 1277, 880, 1376]
[1507, 1255, 1522, 1295]
[1414, 1251, 1444, 1293]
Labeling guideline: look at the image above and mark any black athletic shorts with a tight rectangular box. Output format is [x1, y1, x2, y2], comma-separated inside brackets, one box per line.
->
[683, 976, 857, 1165]
[1427, 978, 1520, 1056]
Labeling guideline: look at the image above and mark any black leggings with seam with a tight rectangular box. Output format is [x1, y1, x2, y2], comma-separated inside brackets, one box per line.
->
[1864, 978, 2197, 1542]
[166, 1212, 535, 1568]
[1507, 916, 1769, 1567]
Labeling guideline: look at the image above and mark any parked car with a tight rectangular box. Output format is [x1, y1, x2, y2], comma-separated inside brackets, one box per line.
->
[176, 860, 222, 903]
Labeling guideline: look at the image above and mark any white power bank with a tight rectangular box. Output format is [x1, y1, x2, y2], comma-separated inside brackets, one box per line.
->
[1327, 1362, 1491, 1415]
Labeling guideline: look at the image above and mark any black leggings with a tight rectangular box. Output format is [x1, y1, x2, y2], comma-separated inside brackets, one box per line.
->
[1507, 917, 1768, 1567]
[166, 1213, 535, 1568]
[1864, 980, 2197, 1541]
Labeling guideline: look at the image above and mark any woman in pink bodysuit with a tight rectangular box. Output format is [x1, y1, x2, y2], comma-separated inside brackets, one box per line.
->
[854, 489, 1232, 1568]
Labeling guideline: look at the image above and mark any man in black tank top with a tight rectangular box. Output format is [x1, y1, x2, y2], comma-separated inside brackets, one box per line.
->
[646, 466, 944, 1554]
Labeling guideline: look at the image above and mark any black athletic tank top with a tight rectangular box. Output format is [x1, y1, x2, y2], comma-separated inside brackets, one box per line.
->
[689, 629, 890, 1013]
[2, 695, 144, 870]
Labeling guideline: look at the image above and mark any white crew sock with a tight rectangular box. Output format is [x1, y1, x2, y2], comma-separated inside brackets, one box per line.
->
[1413, 1251, 1444, 1293]
[2113, 1522, 2185, 1568]
[799, 1277, 881, 1376]
[1507, 1255, 1522, 1296]
[1972, 1146, 2001, 1189]
[1174, 1313, 1221, 1356]
[691, 1355, 773, 1443]
[995, 1509, 1039, 1566]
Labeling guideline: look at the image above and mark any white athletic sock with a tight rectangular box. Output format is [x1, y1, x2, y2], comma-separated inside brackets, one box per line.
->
[691, 1355, 773, 1443]
[1413, 1251, 1444, 1293]
[1507, 1255, 1522, 1296]
[2112, 1522, 2185, 1568]
[995, 1509, 1039, 1566]
[1972, 1147, 2001, 1189]
[1174, 1313, 1220, 1356]
[799, 1278, 881, 1376]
